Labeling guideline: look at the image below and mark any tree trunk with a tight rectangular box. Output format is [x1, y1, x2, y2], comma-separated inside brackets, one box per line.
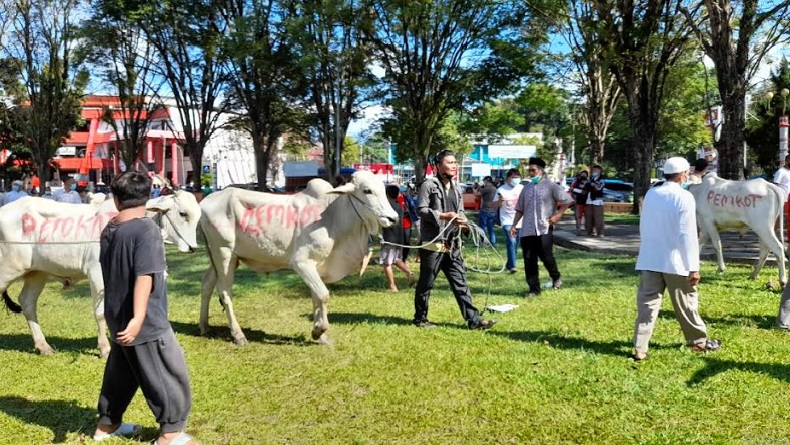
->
[589, 135, 605, 166]
[716, 78, 747, 180]
[252, 133, 269, 191]
[631, 124, 655, 215]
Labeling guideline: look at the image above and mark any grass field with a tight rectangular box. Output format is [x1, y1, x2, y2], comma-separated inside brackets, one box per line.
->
[0, 242, 788, 444]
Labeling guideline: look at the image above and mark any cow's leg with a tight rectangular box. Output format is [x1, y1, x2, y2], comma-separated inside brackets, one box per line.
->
[752, 240, 770, 280]
[206, 247, 245, 345]
[752, 225, 787, 286]
[291, 259, 332, 345]
[701, 223, 726, 274]
[17, 272, 54, 355]
[199, 264, 218, 336]
[86, 265, 111, 358]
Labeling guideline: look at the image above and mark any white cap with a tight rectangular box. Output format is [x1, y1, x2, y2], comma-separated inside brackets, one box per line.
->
[12, 179, 23, 186]
[663, 157, 691, 175]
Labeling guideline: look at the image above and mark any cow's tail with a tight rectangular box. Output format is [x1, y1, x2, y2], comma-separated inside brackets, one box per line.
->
[2, 291, 22, 314]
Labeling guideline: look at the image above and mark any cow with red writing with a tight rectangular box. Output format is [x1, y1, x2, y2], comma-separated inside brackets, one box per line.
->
[688, 174, 786, 287]
[199, 170, 399, 346]
[0, 191, 201, 357]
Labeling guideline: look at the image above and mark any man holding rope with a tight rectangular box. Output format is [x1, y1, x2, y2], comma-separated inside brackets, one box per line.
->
[412, 149, 498, 330]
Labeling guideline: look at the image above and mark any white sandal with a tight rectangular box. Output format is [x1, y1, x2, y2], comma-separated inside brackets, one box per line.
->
[93, 422, 142, 441]
[154, 432, 196, 445]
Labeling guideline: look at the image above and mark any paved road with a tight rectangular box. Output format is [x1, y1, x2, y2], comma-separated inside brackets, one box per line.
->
[552, 218, 783, 267]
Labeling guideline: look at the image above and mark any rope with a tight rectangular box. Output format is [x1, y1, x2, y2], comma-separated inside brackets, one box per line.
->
[380, 215, 509, 313]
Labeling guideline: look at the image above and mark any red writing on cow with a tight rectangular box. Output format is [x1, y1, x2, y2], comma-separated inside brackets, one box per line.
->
[20, 212, 118, 242]
[239, 203, 324, 236]
[706, 191, 762, 209]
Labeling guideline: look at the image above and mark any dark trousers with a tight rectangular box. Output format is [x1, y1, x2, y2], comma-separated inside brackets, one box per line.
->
[520, 232, 561, 293]
[97, 330, 192, 433]
[414, 248, 482, 327]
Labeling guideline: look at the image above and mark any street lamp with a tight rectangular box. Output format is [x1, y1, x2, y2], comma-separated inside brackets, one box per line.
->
[767, 89, 790, 163]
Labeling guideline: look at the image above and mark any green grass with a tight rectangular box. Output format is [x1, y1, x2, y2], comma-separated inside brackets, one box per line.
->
[0, 243, 788, 444]
[603, 212, 640, 225]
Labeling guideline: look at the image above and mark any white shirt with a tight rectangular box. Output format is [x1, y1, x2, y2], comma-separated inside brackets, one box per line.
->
[774, 167, 790, 194]
[4, 190, 28, 205]
[57, 190, 82, 204]
[494, 183, 523, 228]
[636, 181, 699, 275]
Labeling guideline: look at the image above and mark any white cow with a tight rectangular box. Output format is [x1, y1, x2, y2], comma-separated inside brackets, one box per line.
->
[688, 175, 786, 285]
[199, 171, 398, 345]
[0, 191, 201, 357]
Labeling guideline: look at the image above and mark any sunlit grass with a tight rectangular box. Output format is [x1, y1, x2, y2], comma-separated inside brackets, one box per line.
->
[0, 243, 787, 444]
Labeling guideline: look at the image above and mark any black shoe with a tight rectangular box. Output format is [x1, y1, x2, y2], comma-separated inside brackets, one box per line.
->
[470, 319, 497, 330]
[414, 320, 437, 329]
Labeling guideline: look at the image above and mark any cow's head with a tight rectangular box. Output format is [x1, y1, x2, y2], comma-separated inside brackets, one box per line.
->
[146, 190, 202, 252]
[329, 171, 398, 229]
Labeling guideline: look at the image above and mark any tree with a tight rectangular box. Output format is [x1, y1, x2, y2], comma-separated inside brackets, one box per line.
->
[1, 0, 87, 182]
[681, 0, 790, 180]
[560, 0, 621, 165]
[289, 0, 377, 179]
[140, 0, 230, 179]
[594, 0, 692, 212]
[219, 0, 309, 190]
[746, 59, 790, 175]
[82, 0, 165, 170]
[365, 0, 546, 184]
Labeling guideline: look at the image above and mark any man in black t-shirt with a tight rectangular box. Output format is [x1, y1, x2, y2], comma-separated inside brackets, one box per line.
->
[93, 171, 196, 445]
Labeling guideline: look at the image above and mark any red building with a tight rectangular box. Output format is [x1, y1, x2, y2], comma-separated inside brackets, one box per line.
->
[51, 95, 187, 186]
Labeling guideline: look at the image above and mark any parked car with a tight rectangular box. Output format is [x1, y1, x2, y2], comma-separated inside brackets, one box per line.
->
[563, 177, 633, 203]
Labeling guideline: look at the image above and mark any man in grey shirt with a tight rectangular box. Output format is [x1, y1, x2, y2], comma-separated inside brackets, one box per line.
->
[510, 158, 573, 298]
[476, 176, 498, 246]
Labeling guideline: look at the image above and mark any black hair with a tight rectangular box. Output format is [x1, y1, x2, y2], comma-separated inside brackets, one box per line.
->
[506, 168, 521, 178]
[433, 149, 455, 166]
[693, 158, 709, 172]
[591, 165, 603, 171]
[663, 173, 682, 181]
[385, 184, 400, 200]
[111, 171, 152, 210]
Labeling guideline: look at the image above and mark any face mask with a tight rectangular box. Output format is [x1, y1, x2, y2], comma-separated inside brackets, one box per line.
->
[70, 183, 77, 191]
[531, 176, 540, 184]
[681, 181, 691, 190]
[11, 185, 20, 192]
[509, 178, 520, 187]
[592, 173, 600, 180]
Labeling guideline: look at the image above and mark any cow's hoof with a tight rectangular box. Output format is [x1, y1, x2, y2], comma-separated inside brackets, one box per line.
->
[315, 334, 333, 346]
[311, 327, 327, 341]
[37, 345, 55, 356]
[233, 336, 248, 346]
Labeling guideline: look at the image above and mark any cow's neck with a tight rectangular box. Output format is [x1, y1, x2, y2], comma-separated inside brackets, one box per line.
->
[322, 194, 376, 240]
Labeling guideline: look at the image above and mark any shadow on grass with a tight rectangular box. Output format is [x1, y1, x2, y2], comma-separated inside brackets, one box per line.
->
[0, 333, 97, 355]
[657, 309, 776, 330]
[491, 329, 673, 358]
[0, 396, 95, 443]
[306, 311, 414, 327]
[688, 356, 790, 386]
[169, 321, 313, 346]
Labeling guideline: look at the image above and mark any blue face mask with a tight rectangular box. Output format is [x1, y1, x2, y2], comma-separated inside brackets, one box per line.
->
[510, 178, 521, 187]
[11, 185, 20, 192]
[531, 176, 540, 184]
[70, 183, 77, 191]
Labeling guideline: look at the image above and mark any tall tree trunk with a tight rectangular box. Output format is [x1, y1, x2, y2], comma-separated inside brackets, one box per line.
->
[253, 133, 270, 192]
[716, 75, 747, 180]
[589, 135, 605, 165]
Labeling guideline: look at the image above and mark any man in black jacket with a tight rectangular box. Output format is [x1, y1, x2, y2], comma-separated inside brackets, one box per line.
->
[413, 149, 497, 330]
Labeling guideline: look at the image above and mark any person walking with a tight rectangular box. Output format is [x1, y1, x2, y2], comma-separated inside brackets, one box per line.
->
[584, 165, 605, 237]
[93, 171, 197, 444]
[413, 149, 497, 330]
[57, 177, 83, 204]
[632, 157, 721, 361]
[569, 171, 589, 236]
[686, 158, 709, 186]
[509, 158, 573, 298]
[475, 176, 498, 247]
[493, 168, 523, 273]
[3, 179, 28, 205]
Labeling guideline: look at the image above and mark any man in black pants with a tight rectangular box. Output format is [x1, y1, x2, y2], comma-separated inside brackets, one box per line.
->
[413, 149, 497, 330]
[510, 158, 573, 298]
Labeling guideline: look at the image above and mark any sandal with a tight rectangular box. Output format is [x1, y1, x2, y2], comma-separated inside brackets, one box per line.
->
[93, 422, 142, 441]
[632, 351, 648, 361]
[689, 338, 721, 353]
[154, 432, 198, 445]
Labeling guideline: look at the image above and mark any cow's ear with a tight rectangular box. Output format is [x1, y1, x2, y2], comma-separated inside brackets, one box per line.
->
[328, 183, 356, 194]
[146, 196, 173, 213]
